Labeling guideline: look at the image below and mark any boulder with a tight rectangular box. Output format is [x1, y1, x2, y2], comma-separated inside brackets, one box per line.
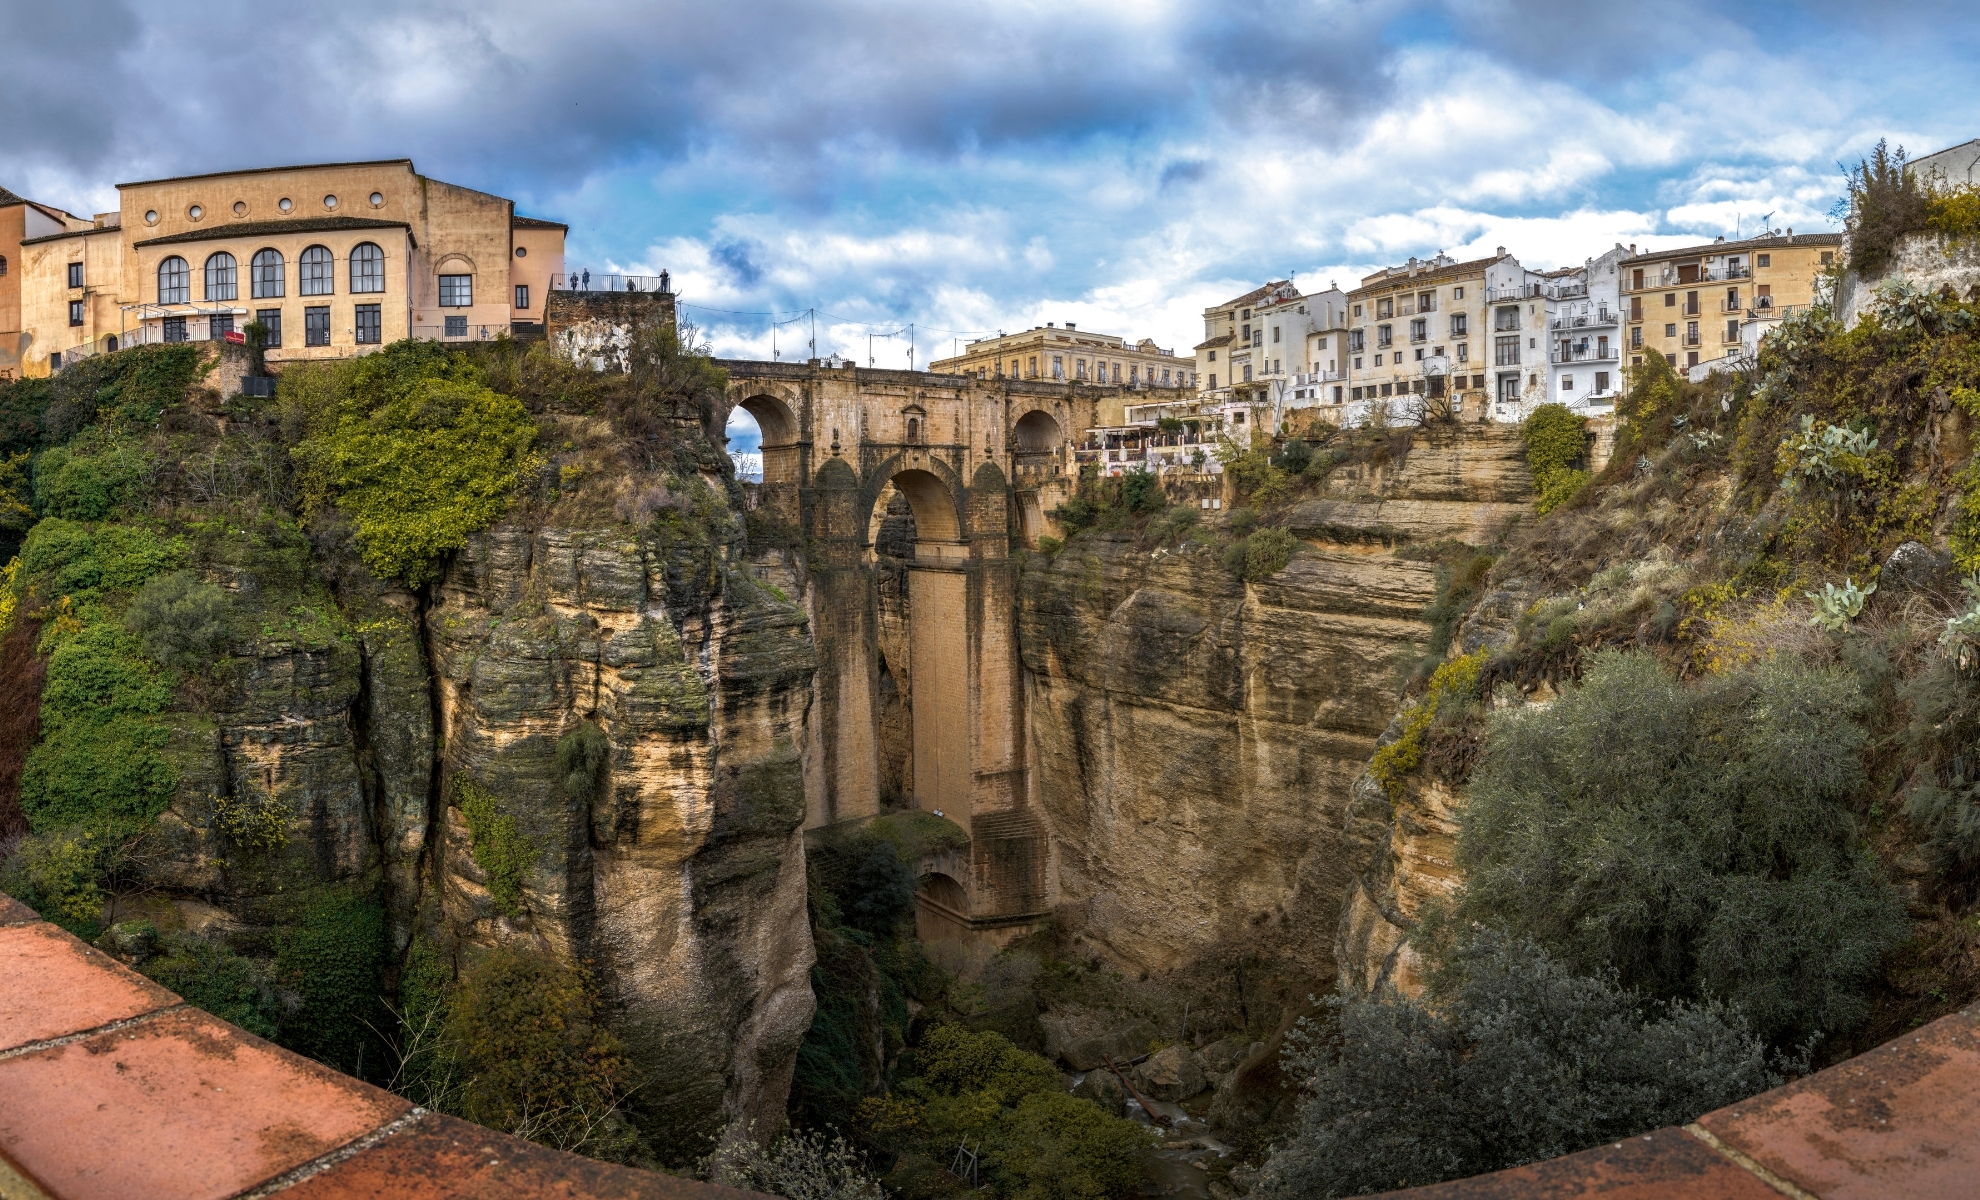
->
[1072, 1068, 1127, 1117]
[1050, 1018, 1159, 1071]
[1198, 1036, 1246, 1077]
[1884, 540, 1953, 592]
[1133, 1044, 1209, 1103]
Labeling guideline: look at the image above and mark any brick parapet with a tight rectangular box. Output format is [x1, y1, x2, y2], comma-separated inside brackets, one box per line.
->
[0, 893, 760, 1200]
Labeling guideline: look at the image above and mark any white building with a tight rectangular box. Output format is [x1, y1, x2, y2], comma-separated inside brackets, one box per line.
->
[1542, 245, 1629, 414]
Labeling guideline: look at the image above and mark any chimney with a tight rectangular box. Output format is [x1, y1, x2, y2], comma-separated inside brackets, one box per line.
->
[1496, 245, 1507, 258]
[1046, 321, 1054, 327]
[1630, 243, 1637, 255]
[1067, 322, 1076, 330]
[1786, 228, 1794, 240]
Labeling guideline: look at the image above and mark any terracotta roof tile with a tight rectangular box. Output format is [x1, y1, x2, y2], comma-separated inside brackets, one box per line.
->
[129, 216, 410, 249]
[1373, 1127, 1782, 1199]
[0, 922, 179, 1052]
[1694, 1007, 1980, 1200]
[286, 1111, 756, 1199]
[0, 1006, 408, 1200]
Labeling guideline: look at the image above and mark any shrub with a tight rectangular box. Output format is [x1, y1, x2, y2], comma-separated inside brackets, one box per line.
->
[1370, 651, 1486, 799]
[1522, 404, 1589, 515]
[1272, 437, 1314, 474]
[1844, 139, 1931, 277]
[444, 948, 640, 1158]
[33, 429, 157, 520]
[272, 885, 387, 1073]
[1034, 535, 1063, 557]
[0, 828, 105, 937]
[555, 721, 612, 808]
[710, 1130, 886, 1199]
[1458, 650, 1908, 1044]
[140, 932, 279, 1039]
[454, 776, 540, 916]
[124, 570, 234, 671]
[289, 340, 540, 585]
[996, 1088, 1150, 1200]
[1235, 526, 1299, 582]
[1806, 576, 1875, 632]
[1254, 934, 1778, 1199]
[1117, 468, 1164, 515]
[811, 829, 918, 941]
[1900, 644, 1980, 875]
[19, 622, 177, 837]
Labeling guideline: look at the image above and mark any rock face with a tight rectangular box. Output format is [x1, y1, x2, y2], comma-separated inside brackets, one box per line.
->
[1134, 1044, 1208, 1102]
[426, 519, 818, 1150]
[1019, 425, 1532, 992]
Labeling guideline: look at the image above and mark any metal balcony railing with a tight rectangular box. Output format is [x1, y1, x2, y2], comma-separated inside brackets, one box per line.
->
[1545, 282, 1589, 300]
[1486, 284, 1542, 303]
[1551, 309, 1618, 329]
[1551, 346, 1620, 364]
[1701, 266, 1751, 282]
[415, 323, 514, 341]
[552, 272, 672, 293]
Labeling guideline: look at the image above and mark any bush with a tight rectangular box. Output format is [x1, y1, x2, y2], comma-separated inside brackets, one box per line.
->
[1228, 526, 1298, 582]
[1845, 139, 1931, 276]
[1255, 934, 1779, 1199]
[140, 931, 279, 1039]
[288, 339, 540, 585]
[1458, 650, 1908, 1044]
[1900, 651, 1980, 875]
[124, 570, 234, 671]
[272, 886, 387, 1073]
[1522, 404, 1589, 515]
[453, 776, 540, 917]
[812, 830, 918, 941]
[1272, 437, 1314, 474]
[555, 721, 611, 807]
[33, 429, 157, 520]
[997, 1089, 1150, 1200]
[0, 828, 106, 937]
[444, 948, 640, 1158]
[19, 622, 177, 837]
[710, 1130, 886, 1199]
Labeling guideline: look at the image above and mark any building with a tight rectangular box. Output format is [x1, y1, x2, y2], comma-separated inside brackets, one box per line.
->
[1193, 280, 1297, 401]
[1540, 245, 1630, 415]
[929, 323, 1193, 390]
[1, 187, 95, 379]
[1342, 249, 1542, 424]
[1620, 230, 1840, 376]
[1914, 138, 1980, 190]
[10, 159, 566, 377]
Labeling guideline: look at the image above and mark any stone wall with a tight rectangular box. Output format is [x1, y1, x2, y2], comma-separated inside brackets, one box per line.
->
[1837, 231, 1980, 326]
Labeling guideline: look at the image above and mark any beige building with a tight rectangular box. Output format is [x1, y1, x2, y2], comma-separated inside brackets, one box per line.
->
[1620, 231, 1839, 374]
[1343, 249, 1545, 422]
[930, 322, 1194, 393]
[1, 187, 96, 379]
[11, 159, 566, 377]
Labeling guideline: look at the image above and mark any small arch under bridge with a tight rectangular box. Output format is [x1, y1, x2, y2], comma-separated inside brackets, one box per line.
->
[716, 359, 1136, 941]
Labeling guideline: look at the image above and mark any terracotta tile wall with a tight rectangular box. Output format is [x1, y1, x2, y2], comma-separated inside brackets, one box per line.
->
[0, 892, 759, 1199]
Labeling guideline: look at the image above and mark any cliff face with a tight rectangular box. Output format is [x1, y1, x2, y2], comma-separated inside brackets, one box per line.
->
[1019, 425, 1532, 989]
[425, 518, 817, 1149]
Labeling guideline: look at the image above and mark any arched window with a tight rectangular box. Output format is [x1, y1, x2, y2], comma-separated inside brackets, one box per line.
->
[299, 245, 333, 296]
[906, 417, 919, 443]
[204, 252, 238, 301]
[350, 242, 384, 293]
[158, 256, 190, 304]
[251, 249, 284, 298]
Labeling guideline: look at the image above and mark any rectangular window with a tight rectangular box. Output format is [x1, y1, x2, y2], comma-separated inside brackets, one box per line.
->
[1376, 299, 1393, 318]
[1242, 365, 1253, 381]
[1377, 324, 1392, 347]
[1456, 343, 1468, 362]
[1453, 287, 1465, 300]
[1631, 268, 1644, 290]
[1687, 351, 1699, 367]
[1472, 374, 1485, 389]
[305, 306, 331, 347]
[1562, 375, 1574, 392]
[1348, 330, 1365, 352]
[1316, 336, 1328, 349]
[1241, 323, 1250, 340]
[1208, 350, 1217, 362]
[68, 300, 84, 327]
[1726, 287, 1740, 309]
[49, 352, 61, 371]
[1664, 323, 1677, 338]
[445, 315, 468, 338]
[1631, 327, 1642, 348]
[1494, 334, 1520, 366]
[1373, 353, 1383, 365]
[1494, 306, 1520, 331]
[1271, 326, 1280, 343]
[1411, 318, 1427, 342]
[209, 314, 234, 341]
[514, 284, 530, 310]
[1352, 387, 1363, 401]
[1418, 292, 1434, 311]
[1352, 304, 1363, 317]
[1757, 254, 1771, 267]
[1726, 319, 1741, 342]
[1208, 374, 1217, 389]
[356, 304, 382, 345]
[1630, 296, 1643, 321]
[163, 316, 187, 343]
[1353, 356, 1363, 369]
[1684, 291, 1699, 316]
[1028, 356, 1037, 377]
[1380, 383, 1393, 397]
[1665, 293, 1676, 307]
[438, 275, 473, 307]
[1686, 321, 1699, 342]
[1820, 251, 1834, 265]
[256, 308, 282, 347]
[67, 262, 84, 289]
[1596, 371, 1610, 393]
[1450, 313, 1468, 336]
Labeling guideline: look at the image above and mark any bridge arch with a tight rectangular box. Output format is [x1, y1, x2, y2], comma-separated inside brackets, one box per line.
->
[1012, 408, 1063, 452]
[724, 385, 805, 524]
[856, 451, 970, 548]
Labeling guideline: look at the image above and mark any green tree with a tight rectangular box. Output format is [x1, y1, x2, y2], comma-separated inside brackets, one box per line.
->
[1256, 934, 1779, 1199]
[1458, 650, 1907, 1043]
[1521, 403, 1590, 515]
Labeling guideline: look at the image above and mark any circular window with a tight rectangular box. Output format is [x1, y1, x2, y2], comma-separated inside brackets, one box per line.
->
[187, 204, 204, 220]
[232, 201, 247, 216]
[278, 197, 294, 213]
[323, 194, 338, 210]
[515, 246, 528, 258]
[143, 210, 159, 225]
[369, 192, 384, 207]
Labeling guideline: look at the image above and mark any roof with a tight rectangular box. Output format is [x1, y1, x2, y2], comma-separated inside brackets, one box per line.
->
[1348, 254, 1499, 298]
[117, 159, 414, 189]
[1624, 230, 1843, 263]
[18, 224, 122, 247]
[513, 214, 569, 231]
[1205, 281, 1293, 315]
[0, 185, 27, 207]
[1193, 334, 1235, 350]
[130, 216, 412, 248]
[1915, 138, 1980, 185]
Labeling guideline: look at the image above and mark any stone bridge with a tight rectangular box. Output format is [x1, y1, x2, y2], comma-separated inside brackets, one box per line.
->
[717, 360, 1126, 941]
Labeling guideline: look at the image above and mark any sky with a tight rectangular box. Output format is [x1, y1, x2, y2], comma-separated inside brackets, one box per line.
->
[8, 0, 1977, 427]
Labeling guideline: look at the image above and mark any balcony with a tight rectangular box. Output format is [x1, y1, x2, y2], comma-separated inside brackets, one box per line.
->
[1551, 346, 1620, 364]
[1486, 284, 1542, 303]
[1294, 369, 1345, 385]
[1550, 309, 1618, 330]
[1545, 281, 1589, 300]
[1682, 334, 1702, 347]
[1701, 265, 1751, 282]
[551, 272, 671, 293]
